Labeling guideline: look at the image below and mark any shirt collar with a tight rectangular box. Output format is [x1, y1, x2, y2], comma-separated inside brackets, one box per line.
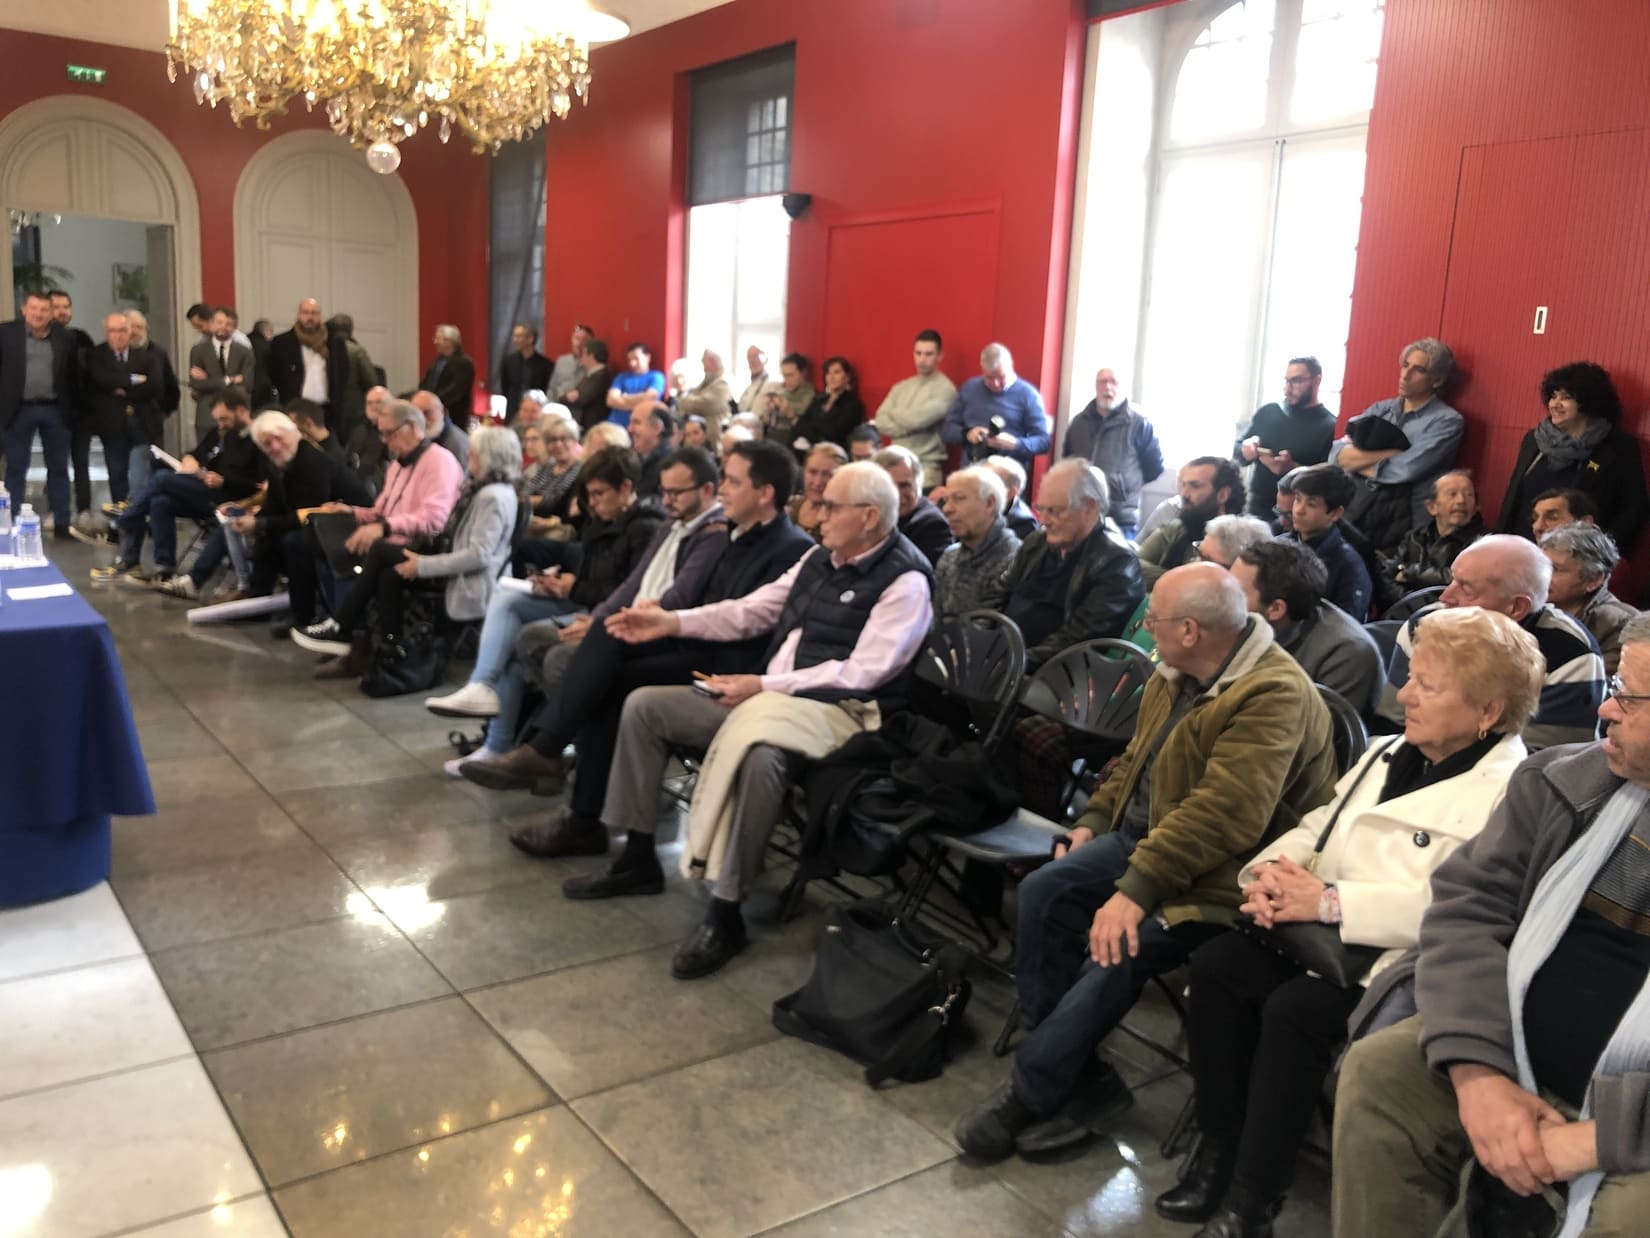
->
[830, 532, 893, 569]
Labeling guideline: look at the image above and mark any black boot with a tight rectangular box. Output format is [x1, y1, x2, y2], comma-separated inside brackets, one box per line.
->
[1192, 1196, 1282, 1238]
[1155, 1134, 1236, 1222]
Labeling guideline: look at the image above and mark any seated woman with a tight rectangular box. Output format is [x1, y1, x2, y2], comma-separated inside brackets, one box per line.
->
[1498, 360, 1648, 553]
[523, 418, 583, 532]
[786, 441, 848, 541]
[294, 426, 521, 679]
[1162, 605, 1545, 1237]
[791, 355, 866, 457]
[760, 352, 814, 454]
[680, 413, 715, 456]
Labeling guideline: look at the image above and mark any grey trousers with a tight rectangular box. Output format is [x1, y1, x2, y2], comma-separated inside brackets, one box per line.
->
[603, 685, 792, 902]
[516, 619, 578, 697]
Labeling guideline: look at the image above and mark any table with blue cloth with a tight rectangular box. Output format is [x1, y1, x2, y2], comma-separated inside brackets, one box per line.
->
[0, 562, 154, 905]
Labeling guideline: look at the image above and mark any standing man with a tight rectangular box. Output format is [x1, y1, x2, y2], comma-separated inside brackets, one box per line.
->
[674, 350, 735, 432]
[606, 342, 667, 429]
[1235, 355, 1336, 521]
[419, 324, 476, 426]
[873, 329, 958, 484]
[123, 309, 182, 499]
[186, 302, 251, 351]
[0, 291, 78, 537]
[268, 298, 349, 430]
[187, 308, 255, 437]
[499, 323, 553, 420]
[325, 314, 378, 435]
[1063, 366, 1165, 539]
[77, 312, 165, 522]
[736, 345, 779, 413]
[567, 339, 614, 431]
[940, 342, 1051, 473]
[47, 293, 94, 529]
[549, 323, 591, 402]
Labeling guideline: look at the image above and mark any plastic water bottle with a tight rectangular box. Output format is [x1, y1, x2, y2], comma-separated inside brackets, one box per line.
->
[0, 482, 10, 558]
[14, 503, 43, 565]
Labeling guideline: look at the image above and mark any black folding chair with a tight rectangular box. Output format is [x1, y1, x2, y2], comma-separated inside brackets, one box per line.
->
[1364, 618, 1402, 668]
[1317, 682, 1370, 776]
[1382, 585, 1444, 621]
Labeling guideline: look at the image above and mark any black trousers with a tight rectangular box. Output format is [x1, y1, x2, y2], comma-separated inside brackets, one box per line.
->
[334, 539, 412, 638]
[1186, 929, 1362, 1208]
[72, 424, 131, 511]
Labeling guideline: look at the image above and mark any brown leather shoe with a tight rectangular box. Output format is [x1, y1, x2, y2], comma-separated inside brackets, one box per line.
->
[460, 745, 567, 794]
[510, 811, 609, 858]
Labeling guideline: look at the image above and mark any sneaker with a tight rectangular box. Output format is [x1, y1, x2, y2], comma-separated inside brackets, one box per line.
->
[425, 682, 502, 718]
[157, 575, 200, 601]
[291, 617, 350, 656]
[442, 745, 502, 779]
[89, 561, 134, 582]
[954, 1084, 1042, 1161]
[121, 566, 168, 589]
[100, 500, 129, 518]
[67, 524, 114, 547]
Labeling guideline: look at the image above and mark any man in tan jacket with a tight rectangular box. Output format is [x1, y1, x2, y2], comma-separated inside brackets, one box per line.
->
[955, 563, 1338, 1162]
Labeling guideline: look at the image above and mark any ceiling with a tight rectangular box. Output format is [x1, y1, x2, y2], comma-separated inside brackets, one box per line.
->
[0, 0, 736, 53]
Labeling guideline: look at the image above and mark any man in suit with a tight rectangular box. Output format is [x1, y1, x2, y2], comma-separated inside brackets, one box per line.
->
[188, 307, 256, 438]
[76, 312, 161, 518]
[0, 291, 78, 536]
[268, 298, 350, 431]
[47, 292, 96, 530]
[498, 323, 552, 421]
[123, 309, 182, 501]
[420, 324, 476, 426]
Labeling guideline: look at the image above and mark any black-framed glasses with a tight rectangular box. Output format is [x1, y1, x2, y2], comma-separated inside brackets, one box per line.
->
[1606, 674, 1650, 711]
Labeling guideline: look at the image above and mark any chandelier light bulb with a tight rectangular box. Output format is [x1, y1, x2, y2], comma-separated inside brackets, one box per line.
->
[365, 140, 402, 174]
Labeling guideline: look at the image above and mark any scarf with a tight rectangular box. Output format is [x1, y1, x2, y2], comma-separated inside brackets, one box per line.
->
[293, 320, 330, 356]
[1532, 415, 1610, 470]
[1505, 781, 1650, 1237]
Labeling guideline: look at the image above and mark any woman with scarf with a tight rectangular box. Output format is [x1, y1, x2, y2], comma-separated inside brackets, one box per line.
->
[1498, 361, 1647, 554]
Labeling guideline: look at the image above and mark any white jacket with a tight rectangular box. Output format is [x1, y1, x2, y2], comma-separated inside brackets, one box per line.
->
[1239, 732, 1527, 985]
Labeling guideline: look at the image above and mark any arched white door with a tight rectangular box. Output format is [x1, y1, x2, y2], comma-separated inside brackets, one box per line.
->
[234, 132, 418, 391]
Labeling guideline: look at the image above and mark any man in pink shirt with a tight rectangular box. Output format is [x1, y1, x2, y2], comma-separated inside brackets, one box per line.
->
[565, 461, 935, 979]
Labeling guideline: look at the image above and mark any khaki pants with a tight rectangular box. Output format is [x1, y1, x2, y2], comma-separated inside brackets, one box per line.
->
[1333, 1015, 1650, 1238]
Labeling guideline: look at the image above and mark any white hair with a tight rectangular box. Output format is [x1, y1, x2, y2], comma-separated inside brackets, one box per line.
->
[435, 323, 461, 344]
[947, 465, 1006, 515]
[980, 342, 1013, 372]
[470, 425, 523, 481]
[1202, 514, 1275, 562]
[873, 444, 924, 491]
[1459, 534, 1551, 610]
[584, 421, 631, 452]
[250, 410, 300, 442]
[981, 454, 1026, 497]
[1179, 570, 1249, 635]
[834, 461, 899, 535]
[1043, 457, 1110, 514]
[380, 399, 426, 437]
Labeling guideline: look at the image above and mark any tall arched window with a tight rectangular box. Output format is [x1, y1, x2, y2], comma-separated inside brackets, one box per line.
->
[1140, 0, 1383, 467]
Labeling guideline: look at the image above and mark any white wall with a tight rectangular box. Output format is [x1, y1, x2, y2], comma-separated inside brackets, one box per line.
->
[38, 213, 150, 338]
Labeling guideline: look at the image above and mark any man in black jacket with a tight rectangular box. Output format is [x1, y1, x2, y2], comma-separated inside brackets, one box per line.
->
[1279, 463, 1374, 620]
[268, 299, 349, 430]
[124, 309, 182, 500]
[419, 324, 476, 424]
[498, 323, 552, 420]
[566, 339, 613, 431]
[47, 292, 97, 530]
[0, 291, 79, 535]
[876, 444, 953, 566]
[76, 312, 159, 517]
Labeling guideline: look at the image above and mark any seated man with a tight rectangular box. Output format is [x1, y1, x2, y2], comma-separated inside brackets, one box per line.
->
[875, 444, 952, 567]
[1231, 539, 1385, 715]
[91, 387, 259, 587]
[1378, 534, 1605, 749]
[345, 385, 391, 494]
[558, 462, 932, 979]
[847, 423, 881, 463]
[979, 459, 1144, 671]
[1279, 462, 1373, 619]
[981, 454, 1038, 539]
[1329, 336, 1464, 550]
[1530, 486, 1600, 541]
[1376, 468, 1486, 611]
[873, 329, 956, 481]
[1334, 615, 1650, 1238]
[288, 397, 346, 466]
[934, 465, 1021, 617]
[955, 564, 1338, 1160]
[940, 342, 1051, 472]
[1543, 522, 1639, 675]
[1137, 457, 1246, 586]
[629, 401, 677, 499]
[413, 388, 468, 463]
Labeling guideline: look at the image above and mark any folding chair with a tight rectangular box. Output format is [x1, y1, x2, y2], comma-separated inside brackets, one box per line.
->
[1364, 618, 1402, 667]
[1317, 682, 1369, 776]
[1382, 584, 1444, 621]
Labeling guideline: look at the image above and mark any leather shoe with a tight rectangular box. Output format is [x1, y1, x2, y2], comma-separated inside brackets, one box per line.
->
[460, 746, 566, 795]
[563, 858, 665, 900]
[1193, 1206, 1278, 1238]
[511, 812, 608, 859]
[1015, 1059, 1133, 1156]
[670, 917, 748, 979]
[1155, 1135, 1235, 1223]
[954, 1083, 1040, 1161]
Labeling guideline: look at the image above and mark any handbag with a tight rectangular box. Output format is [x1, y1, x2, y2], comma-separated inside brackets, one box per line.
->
[1235, 738, 1397, 989]
[773, 900, 972, 1086]
[359, 617, 446, 698]
[1435, 1160, 1564, 1238]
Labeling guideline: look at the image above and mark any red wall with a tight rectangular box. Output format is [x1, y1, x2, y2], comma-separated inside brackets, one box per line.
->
[1346, 0, 1650, 562]
[543, 0, 1088, 425]
[0, 30, 489, 390]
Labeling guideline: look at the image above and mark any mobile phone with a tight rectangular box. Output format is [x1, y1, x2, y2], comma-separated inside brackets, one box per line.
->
[223, 504, 247, 518]
[692, 680, 723, 699]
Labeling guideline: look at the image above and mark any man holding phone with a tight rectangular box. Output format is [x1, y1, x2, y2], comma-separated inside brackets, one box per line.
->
[1235, 356, 1336, 521]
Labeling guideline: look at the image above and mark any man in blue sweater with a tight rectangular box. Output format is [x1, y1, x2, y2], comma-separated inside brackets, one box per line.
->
[941, 342, 1051, 473]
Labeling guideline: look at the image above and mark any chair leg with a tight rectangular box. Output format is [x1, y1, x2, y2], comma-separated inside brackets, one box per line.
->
[1161, 1106, 1199, 1163]
[993, 998, 1021, 1057]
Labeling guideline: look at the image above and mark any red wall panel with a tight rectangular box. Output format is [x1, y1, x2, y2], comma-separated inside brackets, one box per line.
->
[0, 30, 489, 389]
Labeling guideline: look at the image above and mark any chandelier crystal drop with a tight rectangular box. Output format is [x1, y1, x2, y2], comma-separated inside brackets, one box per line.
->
[165, 0, 629, 165]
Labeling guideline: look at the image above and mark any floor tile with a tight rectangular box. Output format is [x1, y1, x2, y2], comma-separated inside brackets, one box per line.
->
[0, 956, 193, 1099]
[0, 1057, 263, 1237]
[204, 996, 554, 1186]
[572, 1037, 953, 1238]
[190, 699, 378, 755]
[389, 881, 674, 990]
[133, 714, 225, 763]
[112, 791, 313, 880]
[322, 819, 561, 902]
[143, 753, 266, 811]
[0, 882, 144, 982]
[151, 912, 452, 1050]
[237, 733, 427, 795]
[470, 945, 777, 1099]
[124, 1194, 289, 1237]
[273, 774, 502, 845]
[114, 842, 359, 951]
[763, 1161, 1061, 1237]
[274, 1107, 686, 1238]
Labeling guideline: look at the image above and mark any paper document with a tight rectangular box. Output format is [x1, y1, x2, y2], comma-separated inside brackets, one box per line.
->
[150, 445, 185, 471]
[497, 576, 535, 596]
[8, 583, 73, 600]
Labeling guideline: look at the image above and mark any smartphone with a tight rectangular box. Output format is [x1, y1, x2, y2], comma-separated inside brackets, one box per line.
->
[223, 504, 247, 518]
[692, 680, 723, 699]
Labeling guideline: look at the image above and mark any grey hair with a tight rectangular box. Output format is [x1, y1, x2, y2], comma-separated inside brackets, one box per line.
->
[947, 465, 1006, 514]
[469, 425, 523, 482]
[435, 323, 461, 344]
[1541, 522, 1621, 584]
[1401, 336, 1455, 389]
[1202, 514, 1275, 562]
[1180, 570, 1249, 635]
[521, 389, 549, 408]
[412, 389, 447, 424]
[834, 461, 899, 535]
[873, 444, 924, 491]
[380, 398, 426, 438]
[980, 342, 1013, 372]
[730, 411, 764, 435]
[584, 421, 631, 451]
[1622, 613, 1650, 651]
[1426, 468, 1475, 500]
[982, 454, 1026, 496]
[124, 309, 147, 326]
[249, 410, 300, 442]
[1044, 457, 1110, 515]
[1460, 533, 1551, 610]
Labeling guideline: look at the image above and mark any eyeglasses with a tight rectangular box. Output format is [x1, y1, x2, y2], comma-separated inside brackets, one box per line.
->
[658, 484, 703, 498]
[1191, 540, 1230, 568]
[1140, 611, 1188, 630]
[1606, 674, 1650, 711]
[817, 499, 874, 516]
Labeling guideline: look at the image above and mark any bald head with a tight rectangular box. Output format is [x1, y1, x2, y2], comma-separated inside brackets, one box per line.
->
[411, 389, 446, 433]
[365, 385, 391, 419]
[1150, 563, 1249, 677]
[1440, 533, 1550, 619]
[296, 298, 323, 330]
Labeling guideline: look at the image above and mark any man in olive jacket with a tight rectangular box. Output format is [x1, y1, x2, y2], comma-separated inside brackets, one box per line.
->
[956, 563, 1337, 1161]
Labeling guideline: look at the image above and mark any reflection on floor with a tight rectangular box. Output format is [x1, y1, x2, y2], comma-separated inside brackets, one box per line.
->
[2, 538, 1332, 1237]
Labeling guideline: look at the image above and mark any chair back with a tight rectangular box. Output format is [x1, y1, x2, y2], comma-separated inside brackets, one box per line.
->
[1317, 683, 1369, 776]
[915, 609, 1026, 751]
[1364, 618, 1402, 668]
[1383, 585, 1444, 621]
[1021, 638, 1155, 743]
[509, 499, 534, 551]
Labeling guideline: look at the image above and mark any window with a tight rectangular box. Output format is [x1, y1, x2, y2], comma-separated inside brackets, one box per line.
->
[488, 137, 546, 394]
[688, 46, 795, 207]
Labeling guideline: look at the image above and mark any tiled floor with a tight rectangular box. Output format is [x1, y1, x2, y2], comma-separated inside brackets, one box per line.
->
[1, 537, 1333, 1237]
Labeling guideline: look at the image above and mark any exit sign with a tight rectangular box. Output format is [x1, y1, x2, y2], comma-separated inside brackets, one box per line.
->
[66, 65, 107, 85]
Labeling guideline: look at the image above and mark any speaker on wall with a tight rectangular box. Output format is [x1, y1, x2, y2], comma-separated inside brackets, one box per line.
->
[782, 193, 812, 220]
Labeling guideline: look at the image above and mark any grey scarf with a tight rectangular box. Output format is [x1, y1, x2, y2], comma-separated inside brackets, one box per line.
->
[1532, 415, 1609, 469]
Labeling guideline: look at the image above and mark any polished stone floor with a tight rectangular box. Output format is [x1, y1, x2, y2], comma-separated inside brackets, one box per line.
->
[2, 536, 1333, 1237]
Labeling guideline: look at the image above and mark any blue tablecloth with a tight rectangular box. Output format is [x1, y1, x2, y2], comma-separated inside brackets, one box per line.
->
[0, 563, 154, 904]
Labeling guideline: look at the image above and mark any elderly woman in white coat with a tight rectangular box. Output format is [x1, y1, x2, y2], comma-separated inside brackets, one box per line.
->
[1159, 606, 1547, 1238]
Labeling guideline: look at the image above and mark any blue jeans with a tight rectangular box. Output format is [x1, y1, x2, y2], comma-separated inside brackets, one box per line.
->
[187, 524, 252, 590]
[128, 442, 153, 492]
[4, 401, 71, 527]
[117, 472, 216, 570]
[1117, 522, 1138, 541]
[470, 588, 579, 749]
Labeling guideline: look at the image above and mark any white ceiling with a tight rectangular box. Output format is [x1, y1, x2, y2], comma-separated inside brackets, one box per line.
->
[0, 0, 735, 53]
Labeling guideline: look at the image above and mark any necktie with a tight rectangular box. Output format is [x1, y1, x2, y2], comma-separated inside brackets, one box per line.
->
[220, 343, 228, 371]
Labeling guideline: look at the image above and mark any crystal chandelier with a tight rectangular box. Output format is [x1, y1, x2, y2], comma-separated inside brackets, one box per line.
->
[165, 0, 629, 172]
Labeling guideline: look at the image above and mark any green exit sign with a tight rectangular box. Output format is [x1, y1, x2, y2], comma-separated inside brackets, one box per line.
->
[66, 65, 107, 85]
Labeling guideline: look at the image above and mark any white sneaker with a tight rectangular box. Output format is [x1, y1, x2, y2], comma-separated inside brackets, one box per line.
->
[157, 575, 200, 600]
[425, 681, 503, 718]
[291, 617, 349, 656]
[443, 745, 502, 778]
